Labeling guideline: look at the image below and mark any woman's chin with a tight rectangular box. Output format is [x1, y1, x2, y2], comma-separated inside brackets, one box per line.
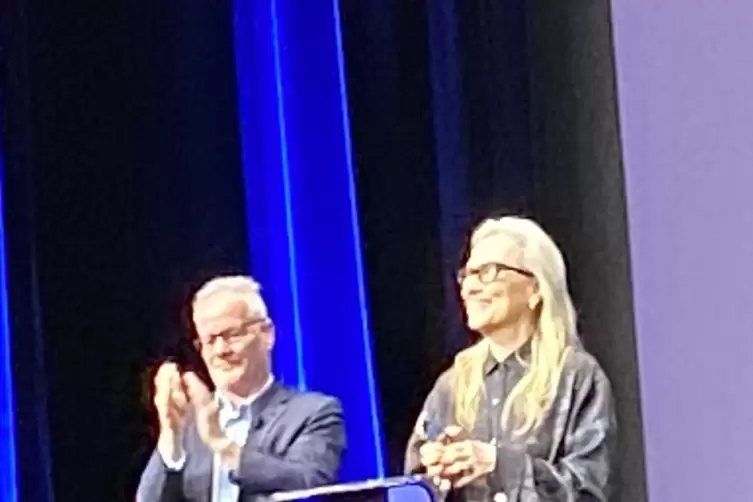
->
[466, 315, 490, 333]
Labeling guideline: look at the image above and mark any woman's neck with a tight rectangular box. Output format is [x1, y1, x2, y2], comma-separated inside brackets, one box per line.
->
[484, 320, 536, 361]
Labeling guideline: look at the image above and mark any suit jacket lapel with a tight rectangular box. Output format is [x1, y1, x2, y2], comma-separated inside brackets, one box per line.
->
[245, 382, 293, 450]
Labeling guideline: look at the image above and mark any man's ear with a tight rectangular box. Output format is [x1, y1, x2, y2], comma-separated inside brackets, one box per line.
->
[264, 324, 276, 351]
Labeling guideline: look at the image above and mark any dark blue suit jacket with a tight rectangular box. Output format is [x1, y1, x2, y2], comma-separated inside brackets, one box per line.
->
[136, 382, 346, 502]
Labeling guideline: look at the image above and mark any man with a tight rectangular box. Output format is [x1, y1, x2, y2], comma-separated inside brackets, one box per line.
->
[137, 275, 346, 502]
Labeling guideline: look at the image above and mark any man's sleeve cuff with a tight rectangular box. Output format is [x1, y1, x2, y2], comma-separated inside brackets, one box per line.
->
[160, 451, 187, 471]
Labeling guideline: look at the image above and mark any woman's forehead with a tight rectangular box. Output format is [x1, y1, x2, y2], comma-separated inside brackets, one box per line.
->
[467, 233, 525, 266]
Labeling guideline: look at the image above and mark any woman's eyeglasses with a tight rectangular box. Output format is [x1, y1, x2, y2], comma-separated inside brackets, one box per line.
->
[456, 262, 533, 285]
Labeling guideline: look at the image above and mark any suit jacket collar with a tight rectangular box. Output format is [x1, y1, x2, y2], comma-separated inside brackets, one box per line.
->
[216, 375, 276, 411]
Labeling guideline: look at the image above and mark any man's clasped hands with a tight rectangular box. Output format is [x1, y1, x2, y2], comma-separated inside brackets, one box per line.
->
[153, 362, 242, 470]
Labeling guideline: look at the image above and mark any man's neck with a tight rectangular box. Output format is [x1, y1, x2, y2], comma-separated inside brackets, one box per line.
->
[221, 373, 274, 406]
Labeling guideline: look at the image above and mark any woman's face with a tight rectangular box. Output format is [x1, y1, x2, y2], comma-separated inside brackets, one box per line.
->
[458, 233, 538, 334]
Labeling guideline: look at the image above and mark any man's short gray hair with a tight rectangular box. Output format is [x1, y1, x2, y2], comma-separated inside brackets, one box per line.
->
[192, 275, 269, 319]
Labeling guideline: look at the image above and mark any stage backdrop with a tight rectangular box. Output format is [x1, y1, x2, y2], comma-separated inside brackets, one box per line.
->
[15, 0, 744, 500]
[612, 0, 753, 500]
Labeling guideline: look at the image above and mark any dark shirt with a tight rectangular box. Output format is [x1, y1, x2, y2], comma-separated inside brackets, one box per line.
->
[405, 345, 616, 502]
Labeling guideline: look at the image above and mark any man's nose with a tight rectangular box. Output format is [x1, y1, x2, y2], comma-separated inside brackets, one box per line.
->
[212, 337, 233, 354]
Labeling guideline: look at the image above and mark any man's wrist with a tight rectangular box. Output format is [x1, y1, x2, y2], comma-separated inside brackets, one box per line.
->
[157, 431, 183, 462]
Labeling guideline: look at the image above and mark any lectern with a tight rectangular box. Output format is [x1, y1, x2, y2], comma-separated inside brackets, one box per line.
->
[269, 476, 438, 502]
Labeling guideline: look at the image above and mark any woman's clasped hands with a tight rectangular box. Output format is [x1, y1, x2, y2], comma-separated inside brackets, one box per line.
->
[419, 425, 497, 490]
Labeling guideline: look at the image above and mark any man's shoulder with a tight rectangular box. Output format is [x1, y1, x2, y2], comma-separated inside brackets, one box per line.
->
[282, 386, 342, 414]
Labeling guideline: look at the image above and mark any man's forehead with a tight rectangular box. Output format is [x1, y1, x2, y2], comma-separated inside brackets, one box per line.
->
[193, 295, 250, 323]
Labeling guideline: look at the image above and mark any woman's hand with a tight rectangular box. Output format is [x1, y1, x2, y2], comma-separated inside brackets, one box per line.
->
[419, 441, 452, 492]
[423, 425, 497, 489]
[438, 438, 497, 487]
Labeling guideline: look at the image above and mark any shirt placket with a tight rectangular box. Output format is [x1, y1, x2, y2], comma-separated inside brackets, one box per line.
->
[214, 405, 246, 502]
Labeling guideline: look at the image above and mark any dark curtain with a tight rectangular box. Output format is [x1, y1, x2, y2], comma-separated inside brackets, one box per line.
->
[527, 2, 648, 500]
[1, 1, 55, 500]
[2, 0, 247, 499]
[337, 0, 448, 475]
[341, 0, 647, 500]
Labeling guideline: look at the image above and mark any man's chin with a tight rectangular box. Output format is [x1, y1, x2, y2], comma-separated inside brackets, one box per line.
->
[211, 368, 244, 386]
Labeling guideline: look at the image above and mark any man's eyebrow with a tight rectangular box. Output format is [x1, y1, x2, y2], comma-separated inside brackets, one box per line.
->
[202, 326, 237, 338]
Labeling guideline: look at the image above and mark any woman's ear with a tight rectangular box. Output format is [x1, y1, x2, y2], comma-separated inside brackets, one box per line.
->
[527, 285, 541, 310]
[528, 295, 540, 310]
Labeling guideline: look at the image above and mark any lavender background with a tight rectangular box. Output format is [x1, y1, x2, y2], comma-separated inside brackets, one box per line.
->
[612, 1, 753, 499]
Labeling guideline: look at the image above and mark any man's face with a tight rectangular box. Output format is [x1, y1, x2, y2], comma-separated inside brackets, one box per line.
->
[192, 294, 273, 393]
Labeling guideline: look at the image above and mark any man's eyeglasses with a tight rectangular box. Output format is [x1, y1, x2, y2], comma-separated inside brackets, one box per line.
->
[456, 262, 533, 285]
[195, 318, 270, 349]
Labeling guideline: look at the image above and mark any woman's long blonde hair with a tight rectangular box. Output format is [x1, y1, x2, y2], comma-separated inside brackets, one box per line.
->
[452, 216, 577, 437]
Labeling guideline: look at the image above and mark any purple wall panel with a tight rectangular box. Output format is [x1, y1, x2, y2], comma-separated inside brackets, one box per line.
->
[612, 1, 753, 499]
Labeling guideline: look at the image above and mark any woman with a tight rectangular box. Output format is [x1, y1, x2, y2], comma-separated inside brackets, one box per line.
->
[405, 216, 616, 501]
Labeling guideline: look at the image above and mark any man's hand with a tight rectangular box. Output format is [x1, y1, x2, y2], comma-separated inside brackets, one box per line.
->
[183, 372, 242, 469]
[183, 371, 221, 445]
[153, 362, 188, 462]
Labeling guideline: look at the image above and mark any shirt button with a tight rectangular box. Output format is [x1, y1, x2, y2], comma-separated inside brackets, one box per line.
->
[491, 398, 500, 406]
[493, 493, 508, 502]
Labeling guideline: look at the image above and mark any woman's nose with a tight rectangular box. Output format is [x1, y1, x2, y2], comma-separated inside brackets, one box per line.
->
[460, 277, 483, 297]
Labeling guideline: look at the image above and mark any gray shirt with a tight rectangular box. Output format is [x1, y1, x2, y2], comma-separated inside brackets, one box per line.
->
[405, 345, 616, 502]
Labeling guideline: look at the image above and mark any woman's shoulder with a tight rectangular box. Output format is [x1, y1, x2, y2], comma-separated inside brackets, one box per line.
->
[419, 367, 457, 425]
[562, 345, 612, 390]
[431, 364, 463, 393]
[564, 345, 602, 369]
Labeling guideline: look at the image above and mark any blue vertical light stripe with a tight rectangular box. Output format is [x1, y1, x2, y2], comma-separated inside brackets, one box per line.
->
[231, 0, 384, 481]
[331, 0, 385, 475]
[232, 0, 300, 389]
[0, 112, 19, 501]
[269, 0, 307, 391]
